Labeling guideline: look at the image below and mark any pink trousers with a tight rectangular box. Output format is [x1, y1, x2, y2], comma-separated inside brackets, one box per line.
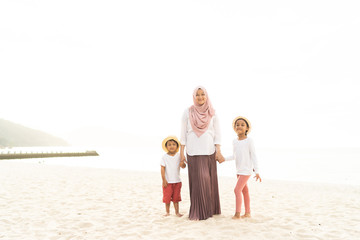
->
[234, 175, 251, 213]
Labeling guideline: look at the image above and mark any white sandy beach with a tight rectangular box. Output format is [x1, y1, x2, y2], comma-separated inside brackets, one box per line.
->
[0, 161, 359, 240]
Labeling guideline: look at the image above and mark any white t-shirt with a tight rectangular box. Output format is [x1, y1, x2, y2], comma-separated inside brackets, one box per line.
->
[225, 137, 259, 175]
[180, 108, 221, 156]
[160, 152, 181, 183]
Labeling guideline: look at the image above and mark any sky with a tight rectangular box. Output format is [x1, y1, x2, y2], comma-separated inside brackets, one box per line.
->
[1, 0, 360, 150]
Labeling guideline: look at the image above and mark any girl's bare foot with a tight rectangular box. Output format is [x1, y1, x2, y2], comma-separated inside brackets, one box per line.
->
[176, 213, 183, 217]
[232, 213, 241, 220]
[164, 213, 170, 217]
[241, 213, 251, 218]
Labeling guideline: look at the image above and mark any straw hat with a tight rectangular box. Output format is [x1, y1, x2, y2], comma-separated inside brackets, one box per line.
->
[232, 116, 251, 134]
[162, 136, 181, 152]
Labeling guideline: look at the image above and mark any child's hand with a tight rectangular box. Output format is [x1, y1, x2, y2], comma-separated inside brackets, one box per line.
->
[218, 156, 225, 163]
[162, 180, 168, 188]
[254, 174, 262, 182]
[180, 153, 187, 164]
[180, 160, 186, 168]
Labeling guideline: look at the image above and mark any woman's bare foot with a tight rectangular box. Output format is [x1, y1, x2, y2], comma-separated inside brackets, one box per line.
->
[232, 213, 241, 220]
[176, 213, 183, 217]
[163, 213, 170, 217]
[241, 213, 251, 218]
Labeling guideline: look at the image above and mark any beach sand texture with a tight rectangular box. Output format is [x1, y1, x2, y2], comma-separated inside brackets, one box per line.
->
[0, 162, 359, 240]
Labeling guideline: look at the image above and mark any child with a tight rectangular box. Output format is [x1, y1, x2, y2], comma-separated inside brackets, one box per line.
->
[220, 116, 261, 219]
[160, 136, 186, 217]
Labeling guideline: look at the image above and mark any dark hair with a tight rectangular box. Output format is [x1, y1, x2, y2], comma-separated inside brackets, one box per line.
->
[165, 139, 179, 148]
[234, 118, 249, 136]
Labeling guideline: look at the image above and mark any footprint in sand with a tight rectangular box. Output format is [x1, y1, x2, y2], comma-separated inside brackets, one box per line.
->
[78, 222, 93, 228]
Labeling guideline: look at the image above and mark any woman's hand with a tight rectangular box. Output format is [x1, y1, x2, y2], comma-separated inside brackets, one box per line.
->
[217, 155, 225, 163]
[215, 144, 225, 163]
[180, 145, 187, 163]
[180, 153, 187, 164]
[180, 160, 186, 168]
[215, 152, 225, 163]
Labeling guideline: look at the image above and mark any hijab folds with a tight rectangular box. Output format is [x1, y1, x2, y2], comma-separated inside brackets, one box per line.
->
[189, 86, 215, 137]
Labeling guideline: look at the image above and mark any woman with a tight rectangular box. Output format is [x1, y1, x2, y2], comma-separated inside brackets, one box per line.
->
[180, 86, 224, 220]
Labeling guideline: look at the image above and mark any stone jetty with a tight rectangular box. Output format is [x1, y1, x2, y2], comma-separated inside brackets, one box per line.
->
[0, 151, 99, 160]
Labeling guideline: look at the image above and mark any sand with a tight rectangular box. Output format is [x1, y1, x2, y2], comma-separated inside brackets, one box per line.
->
[0, 161, 359, 240]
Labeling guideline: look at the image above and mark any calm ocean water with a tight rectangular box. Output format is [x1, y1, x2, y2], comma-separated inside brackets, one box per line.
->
[2, 147, 360, 186]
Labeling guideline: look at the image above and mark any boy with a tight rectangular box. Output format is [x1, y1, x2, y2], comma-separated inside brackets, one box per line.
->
[161, 136, 186, 217]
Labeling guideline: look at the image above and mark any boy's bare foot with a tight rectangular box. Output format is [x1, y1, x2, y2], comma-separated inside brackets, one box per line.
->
[176, 213, 183, 217]
[241, 213, 251, 218]
[232, 213, 241, 220]
[164, 213, 170, 217]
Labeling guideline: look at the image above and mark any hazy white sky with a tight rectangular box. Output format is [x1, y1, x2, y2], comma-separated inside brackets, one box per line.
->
[1, 0, 359, 149]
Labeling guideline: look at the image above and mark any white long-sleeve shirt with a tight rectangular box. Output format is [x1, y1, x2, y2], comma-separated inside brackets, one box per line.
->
[180, 108, 221, 156]
[225, 137, 259, 175]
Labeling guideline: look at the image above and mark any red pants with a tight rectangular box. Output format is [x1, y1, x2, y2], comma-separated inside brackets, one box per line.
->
[162, 182, 182, 204]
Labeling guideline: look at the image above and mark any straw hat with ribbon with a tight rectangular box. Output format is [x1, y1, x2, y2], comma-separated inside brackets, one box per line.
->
[232, 116, 251, 134]
[162, 136, 181, 153]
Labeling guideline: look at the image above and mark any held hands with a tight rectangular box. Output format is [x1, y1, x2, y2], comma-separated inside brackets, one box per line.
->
[216, 152, 225, 163]
[180, 153, 187, 164]
[180, 148, 187, 164]
[180, 160, 186, 169]
[215, 145, 225, 164]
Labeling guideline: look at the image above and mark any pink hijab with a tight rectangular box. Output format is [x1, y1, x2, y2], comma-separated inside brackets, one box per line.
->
[189, 86, 215, 137]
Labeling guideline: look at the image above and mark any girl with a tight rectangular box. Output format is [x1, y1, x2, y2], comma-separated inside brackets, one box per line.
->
[222, 116, 261, 219]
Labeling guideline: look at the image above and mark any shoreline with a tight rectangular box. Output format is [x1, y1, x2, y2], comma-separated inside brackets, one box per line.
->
[7, 159, 360, 187]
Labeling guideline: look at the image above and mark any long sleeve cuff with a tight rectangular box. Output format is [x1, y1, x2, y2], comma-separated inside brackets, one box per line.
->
[214, 139, 221, 145]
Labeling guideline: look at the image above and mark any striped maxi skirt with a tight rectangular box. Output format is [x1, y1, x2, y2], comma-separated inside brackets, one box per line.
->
[187, 152, 221, 220]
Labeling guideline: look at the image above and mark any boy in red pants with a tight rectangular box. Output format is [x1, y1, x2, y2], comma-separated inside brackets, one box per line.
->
[161, 136, 186, 217]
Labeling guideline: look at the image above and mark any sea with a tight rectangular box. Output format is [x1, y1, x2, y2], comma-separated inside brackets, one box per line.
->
[1, 146, 360, 186]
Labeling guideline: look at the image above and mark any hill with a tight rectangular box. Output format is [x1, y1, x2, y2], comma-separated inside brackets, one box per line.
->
[0, 119, 69, 147]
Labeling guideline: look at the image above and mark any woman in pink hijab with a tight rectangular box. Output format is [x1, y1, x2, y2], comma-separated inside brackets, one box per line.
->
[180, 86, 224, 220]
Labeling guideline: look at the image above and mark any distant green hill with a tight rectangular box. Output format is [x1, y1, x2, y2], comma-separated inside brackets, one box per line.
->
[0, 119, 69, 147]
